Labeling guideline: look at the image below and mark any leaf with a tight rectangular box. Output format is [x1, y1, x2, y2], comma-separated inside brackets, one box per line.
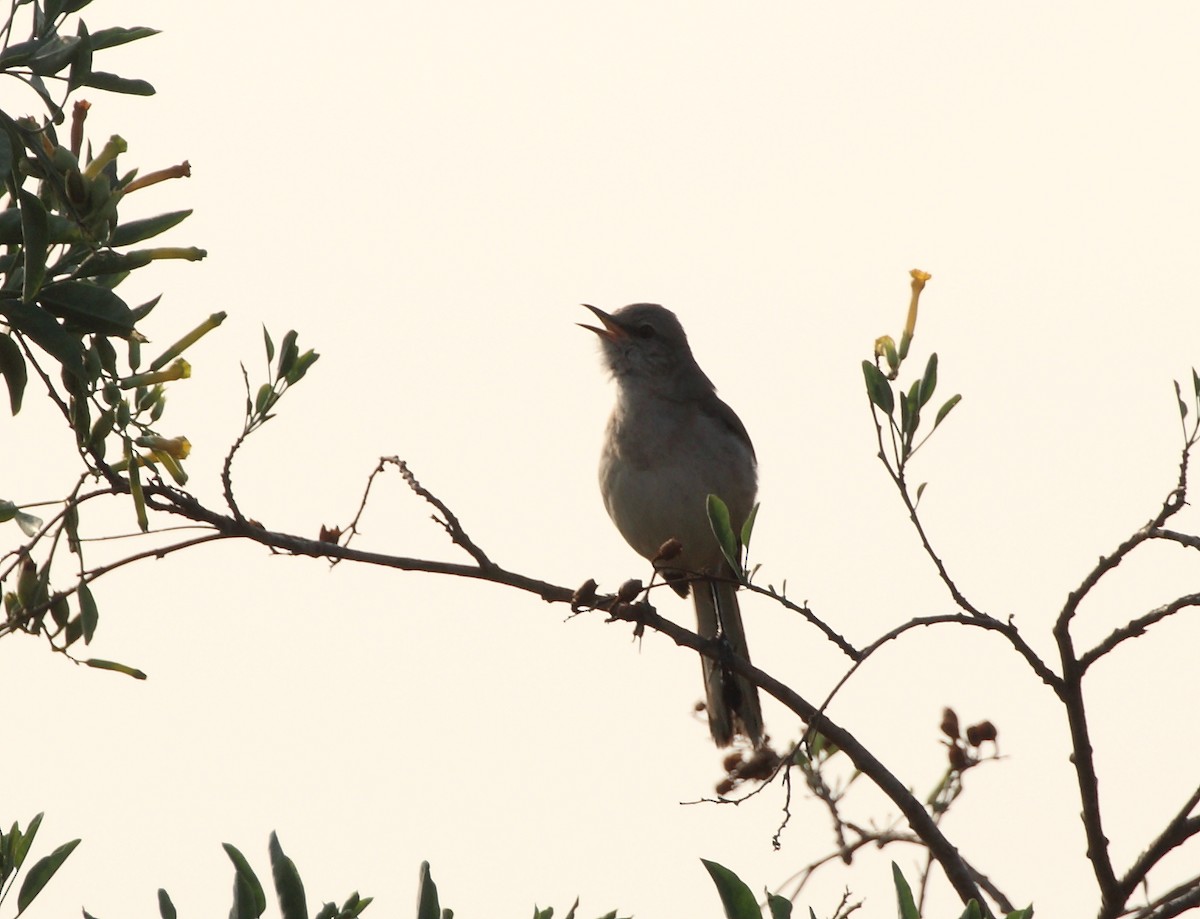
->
[0, 334, 28, 413]
[0, 301, 86, 384]
[37, 281, 136, 338]
[78, 582, 98, 643]
[917, 352, 938, 407]
[284, 349, 319, 384]
[276, 330, 298, 379]
[700, 859, 761, 919]
[87, 25, 160, 50]
[862, 360, 894, 414]
[739, 502, 759, 552]
[18, 191, 49, 301]
[157, 888, 177, 919]
[15, 510, 43, 536]
[67, 21, 93, 92]
[1177, 380, 1189, 421]
[263, 326, 275, 363]
[84, 658, 147, 679]
[81, 71, 155, 95]
[416, 862, 442, 919]
[1192, 367, 1200, 401]
[891, 863, 919, 919]
[706, 494, 741, 574]
[29, 35, 81, 77]
[12, 813, 44, 871]
[223, 843, 267, 919]
[16, 838, 81, 914]
[766, 892, 792, 918]
[109, 209, 192, 247]
[268, 833, 307, 919]
[934, 393, 962, 428]
[958, 900, 984, 919]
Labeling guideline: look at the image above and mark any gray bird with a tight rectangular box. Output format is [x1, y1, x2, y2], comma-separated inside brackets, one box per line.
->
[582, 303, 764, 747]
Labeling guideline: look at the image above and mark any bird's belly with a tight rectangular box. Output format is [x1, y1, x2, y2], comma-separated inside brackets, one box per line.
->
[599, 449, 752, 572]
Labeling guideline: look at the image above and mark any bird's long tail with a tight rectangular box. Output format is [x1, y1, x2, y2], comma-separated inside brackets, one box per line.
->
[693, 574, 764, 747]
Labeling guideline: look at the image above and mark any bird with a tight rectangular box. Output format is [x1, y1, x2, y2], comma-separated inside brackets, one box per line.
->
[581, 302, 764, 747]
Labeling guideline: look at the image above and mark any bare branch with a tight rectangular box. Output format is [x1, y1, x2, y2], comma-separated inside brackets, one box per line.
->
[1080, 594, 1200, 672]
[1114, 785, 1200, 917]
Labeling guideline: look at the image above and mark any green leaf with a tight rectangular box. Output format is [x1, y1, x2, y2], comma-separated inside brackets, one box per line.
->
[15, 510, 42, 536]
[276, 330, 298, 379]
[12, 813, 43, 871]
[739, 502, 759, 552]
[109, 209, 192, 247]
[223, 843, 267, 919]
[1192, 367, 1200, 401]
[16, 838, 81, 914]
[29, 35, 82, 77]
[0, 300, 86, 384]
[706, 494, 741, 574]
[284, 349, 319, 384]
[862, 360, 894, 414]
[1177, 380, 1188, 421]
[84, 658, 147, 679]
[766, 892, 792, 919]
[958, 900, 983, 919]
[37, 281, 136, 337]
[263, 326, 275, 364]
[934, 393, 962, 428]
[71, 249, 154, 279]
[81, 71, 155, 95]
[416, 862, 442, 919]
[18, 191, 49, 301]
[87, 26, 160, 50]
[1005, 908, 1034, 919]
[0, 333, 27, 413]
[917, 352, 938, 407]
[0, 498, 17, 522]
[49, 593, 69, 629]
[68, 21, 93, 92]
[157, 888, 177, 919]
[78, 582, 98, 643]
[700, 859, 761, 919]
[891, 863, 919, 919]
[0, 39, 38, 69]
[268, 833, 307, 919]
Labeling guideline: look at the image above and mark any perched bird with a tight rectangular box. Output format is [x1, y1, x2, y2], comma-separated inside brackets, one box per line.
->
[582, 303, 764, 747]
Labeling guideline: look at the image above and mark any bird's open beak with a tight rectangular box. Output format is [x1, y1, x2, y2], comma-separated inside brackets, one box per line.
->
[578, 304, 628, 341]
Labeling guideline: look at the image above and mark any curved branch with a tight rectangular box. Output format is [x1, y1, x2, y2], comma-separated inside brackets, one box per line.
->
[114, 477, 991, 912]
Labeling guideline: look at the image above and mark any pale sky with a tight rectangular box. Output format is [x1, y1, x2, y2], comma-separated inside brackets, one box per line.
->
[5, 3, 1200, 917]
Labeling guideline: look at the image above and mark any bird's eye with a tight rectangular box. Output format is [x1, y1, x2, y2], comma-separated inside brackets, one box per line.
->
[635, 324, 656, 339]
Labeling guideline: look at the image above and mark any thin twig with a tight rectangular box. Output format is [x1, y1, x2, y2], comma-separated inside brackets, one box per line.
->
[1080, 594, 1200, 672]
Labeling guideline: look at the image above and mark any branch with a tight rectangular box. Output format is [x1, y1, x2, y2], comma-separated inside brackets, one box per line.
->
[597, 600, 990, 911]
[1113, 785, 1200, 917]
[1079, 593, 1200, 672]
[81, 474, 990, 912]
[1052, 456, 1194, 912]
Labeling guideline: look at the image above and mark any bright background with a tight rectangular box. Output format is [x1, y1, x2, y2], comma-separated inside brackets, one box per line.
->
[5, 3, 1200, 917]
